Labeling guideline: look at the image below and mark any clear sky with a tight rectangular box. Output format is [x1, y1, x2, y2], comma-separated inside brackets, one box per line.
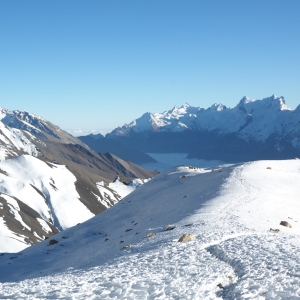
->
[1, 0, 300, 135]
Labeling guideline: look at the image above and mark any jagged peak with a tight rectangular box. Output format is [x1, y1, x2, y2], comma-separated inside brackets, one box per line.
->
[239, 96, 255, 105]
[180, 103, 190, 109]
[237, 95, 290, 111]
[209, 103, 227, 111]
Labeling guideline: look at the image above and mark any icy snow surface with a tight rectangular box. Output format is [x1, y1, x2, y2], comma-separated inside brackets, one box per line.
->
[0, 160, 300, 299]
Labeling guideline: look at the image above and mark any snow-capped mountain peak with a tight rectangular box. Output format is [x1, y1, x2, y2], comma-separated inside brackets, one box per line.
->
[209, 103, 227, 111]
[109, 95, 297, 140]
[237, 95, 290, 112]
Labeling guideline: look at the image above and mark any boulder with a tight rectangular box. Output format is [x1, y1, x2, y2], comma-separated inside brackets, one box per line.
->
[121, 244, 133, 250]
[145, 232, 156, 238]
[280, 221, 292, 228]
[165, 225, 175, 231]
[48, 239, 58, 245]
[270, 228, 281, 233]
[178, 234, 196, 242]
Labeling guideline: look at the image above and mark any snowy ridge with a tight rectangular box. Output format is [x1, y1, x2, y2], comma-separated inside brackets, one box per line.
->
[0, 159, 299, 298]
[110, 95, 299, 142]
[0, 106, 87, 145]
[0, 107, 54, 138]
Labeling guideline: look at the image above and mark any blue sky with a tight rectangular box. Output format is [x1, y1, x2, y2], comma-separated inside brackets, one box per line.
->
[1, 1, 300, 135]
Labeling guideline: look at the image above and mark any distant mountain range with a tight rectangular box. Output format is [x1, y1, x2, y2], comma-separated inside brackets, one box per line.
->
[78, 134, 156, 164]
[106, 95, 300, 161]
[0, 107, 156, 252]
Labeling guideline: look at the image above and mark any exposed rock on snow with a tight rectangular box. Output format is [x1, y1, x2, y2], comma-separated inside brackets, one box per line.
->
[217, 283, 224, 289]
[165, 225, 175, 231]
[145, 232, 155, 238]
[280, 221, 292, 228]
[121, 244, 133, 250]
[178, 233, 196, 242]
[48, 239, 58, 245]
[270, 228, 282, 233]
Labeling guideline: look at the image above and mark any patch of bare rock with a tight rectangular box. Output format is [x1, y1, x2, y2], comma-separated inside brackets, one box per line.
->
[280, 221, 292, 228]
[178, 234, 196, 242]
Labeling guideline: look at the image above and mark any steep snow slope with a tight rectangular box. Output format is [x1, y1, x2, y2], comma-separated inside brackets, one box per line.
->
[0, 155, 94, 230]
[0, 155, 94, 252]
[0, 160, 299, 299]
[0, 121, 41, 160]
[0, 193, 58, 253]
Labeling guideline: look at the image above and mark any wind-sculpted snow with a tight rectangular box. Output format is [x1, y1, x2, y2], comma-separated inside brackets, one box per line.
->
[0, 160, 299, 298]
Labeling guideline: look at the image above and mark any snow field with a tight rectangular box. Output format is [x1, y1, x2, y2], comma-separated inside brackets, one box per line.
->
[0, 160, 300, 299]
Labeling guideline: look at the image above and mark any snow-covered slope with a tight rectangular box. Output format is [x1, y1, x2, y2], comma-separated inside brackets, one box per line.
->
[0, 155, 95, 252]
[108, 95, 300, 161]
[0, 121, 41, 160]
[0, 155, 151, 252]
[1, 159, 299, 299]
[0, 155, 94, 229]
[96, 176, 150, 208]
